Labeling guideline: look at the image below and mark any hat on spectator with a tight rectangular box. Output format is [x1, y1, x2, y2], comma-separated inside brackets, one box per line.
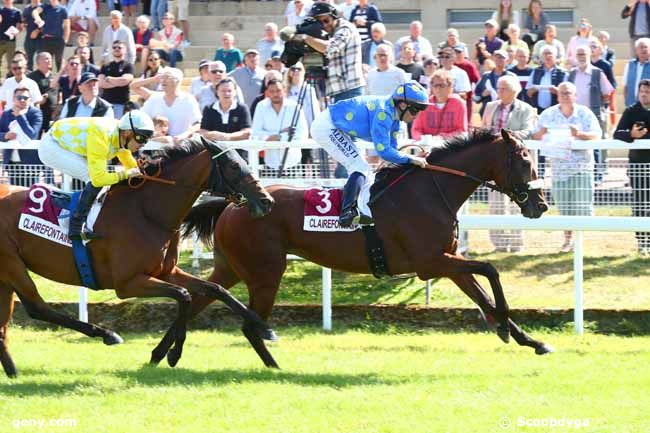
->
[79, 72, 98, 85]
[198, 59, 209, 69]
[493, 49, 508, 58]
[244, 48, 260, 57]
[484, 18, 499, 28]
[165, 67, 184, 81]
[423, 56, 438, 67]
[453, 43, 466, 52]
[271, 50, 282, 60]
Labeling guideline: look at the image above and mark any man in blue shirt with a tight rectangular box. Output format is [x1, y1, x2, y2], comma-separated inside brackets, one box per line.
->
[32, 0, 70, 71]
[0, 0, 22, 73]
[311, 81, 430, 227]
[0, 87, 43, 186]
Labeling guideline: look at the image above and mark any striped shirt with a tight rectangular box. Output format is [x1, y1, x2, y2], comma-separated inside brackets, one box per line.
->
[325, 19, 365, 97]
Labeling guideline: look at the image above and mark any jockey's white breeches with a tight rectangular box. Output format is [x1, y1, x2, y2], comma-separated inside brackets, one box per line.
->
[311, 108, 370, 176]
[38, 132, 91, 183]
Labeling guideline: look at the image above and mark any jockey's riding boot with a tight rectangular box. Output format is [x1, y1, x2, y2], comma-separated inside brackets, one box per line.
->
[339, 172, 366, 228]
[69, 183, 102, 241]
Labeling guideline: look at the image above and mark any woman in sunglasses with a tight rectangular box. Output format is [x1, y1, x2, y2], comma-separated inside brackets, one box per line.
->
[38, 110, 154, 240]
[310, 81, 431, 227]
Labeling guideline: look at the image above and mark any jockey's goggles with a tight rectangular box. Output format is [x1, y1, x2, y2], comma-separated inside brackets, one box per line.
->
[129, 114, 154, 144]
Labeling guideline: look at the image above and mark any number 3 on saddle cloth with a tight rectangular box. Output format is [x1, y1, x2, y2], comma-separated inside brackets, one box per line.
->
[18, 184, 107, 290]
[302, 178, 390, 278]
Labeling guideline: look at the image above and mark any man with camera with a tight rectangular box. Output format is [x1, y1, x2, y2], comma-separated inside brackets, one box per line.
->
[291, 1, 364, 103]
[614, 78, 650, 254]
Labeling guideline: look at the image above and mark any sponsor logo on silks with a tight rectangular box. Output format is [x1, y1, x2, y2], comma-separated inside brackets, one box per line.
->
[329, 128, 359, 159]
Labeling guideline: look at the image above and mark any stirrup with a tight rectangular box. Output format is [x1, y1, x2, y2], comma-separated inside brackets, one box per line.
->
[70, 229, 102, 241]
[339, 208, 359, 228]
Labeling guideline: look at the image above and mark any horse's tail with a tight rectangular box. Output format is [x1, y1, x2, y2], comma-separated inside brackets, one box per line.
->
[181, 197, 229, 247]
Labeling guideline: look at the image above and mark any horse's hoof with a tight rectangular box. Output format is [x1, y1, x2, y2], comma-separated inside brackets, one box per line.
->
[167, 347, 182, 367]
[103, 331, 124, 346]
[497, 325, 510, 344]
[149, 351, 165, 366]
[535, 343, 555, 355]
[7, 372, 17, 379]
[259, 327, 279, 342]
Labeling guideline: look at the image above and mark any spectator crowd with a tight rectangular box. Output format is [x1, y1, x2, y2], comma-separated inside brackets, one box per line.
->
[1, 0, 650, 253]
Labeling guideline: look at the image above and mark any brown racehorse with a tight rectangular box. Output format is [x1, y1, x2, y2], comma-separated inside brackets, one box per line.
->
[151, 129, 554, 368]
[0, 136, 276, 378]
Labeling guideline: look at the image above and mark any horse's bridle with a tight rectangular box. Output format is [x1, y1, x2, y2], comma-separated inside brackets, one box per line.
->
[128, 149, 250, 206]
[424, 145, 544, 206]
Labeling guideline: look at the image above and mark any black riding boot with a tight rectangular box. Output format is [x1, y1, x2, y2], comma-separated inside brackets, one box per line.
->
[339, 172, 366, 228]
[69, 183, 102, 241]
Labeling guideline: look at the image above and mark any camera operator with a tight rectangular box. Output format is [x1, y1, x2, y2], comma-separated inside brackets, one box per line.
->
[291, 2, 364, 102]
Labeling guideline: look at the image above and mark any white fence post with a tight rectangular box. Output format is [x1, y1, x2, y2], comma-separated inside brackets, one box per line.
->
[322, 267, 332, 331]
[574, 231, 585, 335]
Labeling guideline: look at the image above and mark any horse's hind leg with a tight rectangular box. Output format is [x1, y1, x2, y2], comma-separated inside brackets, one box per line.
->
[450, 274, 552, 355]
[0, 283, 17, 378]
[5, 257, 123, 345]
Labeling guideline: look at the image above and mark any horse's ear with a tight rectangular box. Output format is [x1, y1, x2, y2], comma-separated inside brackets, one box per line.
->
[501, 128, 516, 145]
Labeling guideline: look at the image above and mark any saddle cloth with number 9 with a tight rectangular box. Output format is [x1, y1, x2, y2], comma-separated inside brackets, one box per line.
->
[18, 183, 105, 246]
[303, 185, 373, 232]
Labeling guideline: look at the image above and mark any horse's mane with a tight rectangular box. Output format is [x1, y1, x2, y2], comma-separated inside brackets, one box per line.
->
[155, 139, 207, 164]
[375, 128, 498, 179]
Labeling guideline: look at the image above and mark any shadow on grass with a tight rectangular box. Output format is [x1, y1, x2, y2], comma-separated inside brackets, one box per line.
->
[0, 368, 405, 396]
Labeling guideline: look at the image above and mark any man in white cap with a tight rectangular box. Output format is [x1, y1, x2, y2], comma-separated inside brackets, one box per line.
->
[140, 67, 202, 142]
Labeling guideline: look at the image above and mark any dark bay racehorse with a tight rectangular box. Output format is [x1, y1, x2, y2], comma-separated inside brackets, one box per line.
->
[151, 129, 554, 368]
[0, 136, 275, 377]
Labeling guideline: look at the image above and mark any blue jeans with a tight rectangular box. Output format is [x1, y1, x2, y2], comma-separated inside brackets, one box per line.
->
[157, 48, 183, 67]
[150, 0, 167, 29]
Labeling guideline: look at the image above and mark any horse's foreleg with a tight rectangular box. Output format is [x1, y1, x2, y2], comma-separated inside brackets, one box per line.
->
[427, 253, 510, 342]
[115, 274, 192, 367]
[4, 260, 123, 346]
[149, 264, 243, 366]
[0, 284, 17, 378]
[449, 274, 551, 354]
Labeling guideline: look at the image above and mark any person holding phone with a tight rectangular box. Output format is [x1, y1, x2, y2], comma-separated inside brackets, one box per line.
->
[614, 78, 650, 254]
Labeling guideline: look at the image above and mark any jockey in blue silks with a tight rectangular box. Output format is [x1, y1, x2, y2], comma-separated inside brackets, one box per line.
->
[311, 81, 431, 227]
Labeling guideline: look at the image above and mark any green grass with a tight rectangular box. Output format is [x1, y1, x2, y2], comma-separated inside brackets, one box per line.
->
[0, 328, 647, 433]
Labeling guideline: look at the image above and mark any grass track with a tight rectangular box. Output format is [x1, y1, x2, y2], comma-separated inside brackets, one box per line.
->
[0, 328, 647, 433]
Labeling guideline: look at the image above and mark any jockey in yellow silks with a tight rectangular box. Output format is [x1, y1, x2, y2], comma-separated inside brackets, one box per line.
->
[38, 110, 155, 240]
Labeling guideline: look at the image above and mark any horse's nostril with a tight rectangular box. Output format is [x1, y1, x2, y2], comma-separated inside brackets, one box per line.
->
[539, 202, 549, 212]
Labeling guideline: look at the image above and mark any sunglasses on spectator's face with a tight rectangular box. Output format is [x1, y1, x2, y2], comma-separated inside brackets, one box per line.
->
[11, 66, 22, 70]
[15, 95, 30, 101]
[432, 83, 448, 89]
[113, 46, 123, 50]
[438, 55, 452, 59]
[210, 69, 225, 74]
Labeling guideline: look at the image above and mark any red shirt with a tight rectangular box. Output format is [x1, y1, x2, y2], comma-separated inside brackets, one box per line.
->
[411, 95, 468, 139]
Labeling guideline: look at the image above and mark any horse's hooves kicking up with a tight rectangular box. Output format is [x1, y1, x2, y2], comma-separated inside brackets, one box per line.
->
[535, 343, 555, 355]
[103, 331, 124, 345]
